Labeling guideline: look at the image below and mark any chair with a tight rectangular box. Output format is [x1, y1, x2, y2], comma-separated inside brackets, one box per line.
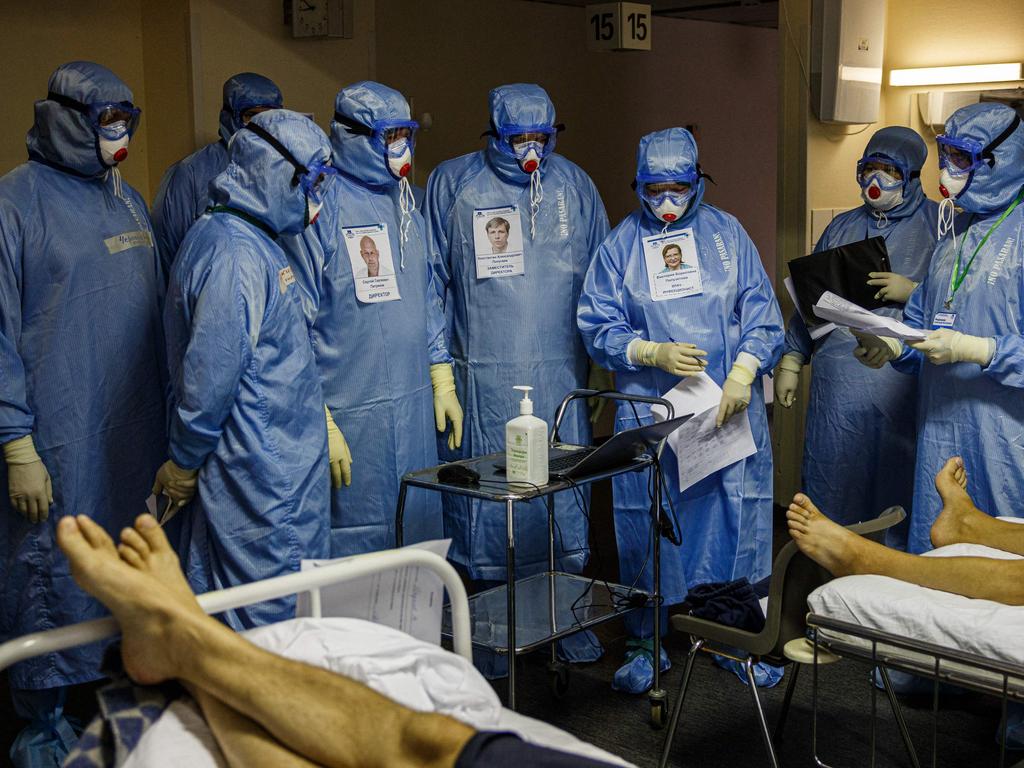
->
[658, 506, 906, 768]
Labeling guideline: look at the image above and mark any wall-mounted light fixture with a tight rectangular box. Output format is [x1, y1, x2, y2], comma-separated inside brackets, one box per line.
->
[889, 63, 1023, 87]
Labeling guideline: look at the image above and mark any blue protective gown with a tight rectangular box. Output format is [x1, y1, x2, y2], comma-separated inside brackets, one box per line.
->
[578, 127, 784, 607]
[426, 84, 609, 581]
[892, 103, 1024, 553]
[282, 82, 448, 556]
[151, 73, 283, 275]
[164, 109, 330, 629]
[0, 61, 166, 690]
[785, 127, 938, 536]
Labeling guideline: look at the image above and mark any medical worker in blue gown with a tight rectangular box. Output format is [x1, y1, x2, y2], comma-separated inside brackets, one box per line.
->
[578, 127, 784, 692]
[0, 61, 166, 766]
[775, 127, 937, 548]
[283, 81, 460, 557]
[151, 73, 283, 274]
[425, 83, 609, 666]
[853, 103, 1024, 555]
[160, 109, 334, 630]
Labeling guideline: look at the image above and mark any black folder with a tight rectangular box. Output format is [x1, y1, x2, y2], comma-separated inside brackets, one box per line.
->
[788, 236, 894, 324]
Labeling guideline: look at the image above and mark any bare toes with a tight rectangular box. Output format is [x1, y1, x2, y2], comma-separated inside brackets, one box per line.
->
[134, 514, 171, 553]
[118, 543, 144, 569]
[120, 527, 151, 558]
[76, 515, 115, 552]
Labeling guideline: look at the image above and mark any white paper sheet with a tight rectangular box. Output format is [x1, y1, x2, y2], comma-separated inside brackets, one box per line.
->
[783, 276, 836, 340]
[651, 373, 758, 491]
[296, 539, 452, 645]
[812, 291, 929, 342]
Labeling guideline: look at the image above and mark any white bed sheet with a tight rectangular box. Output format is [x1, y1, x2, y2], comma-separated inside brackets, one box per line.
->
[807, 531, 1024, 677]
[124, 617, 633, 768]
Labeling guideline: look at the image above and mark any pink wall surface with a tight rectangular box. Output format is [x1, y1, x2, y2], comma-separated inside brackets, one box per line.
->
[376, 0, 779, 273]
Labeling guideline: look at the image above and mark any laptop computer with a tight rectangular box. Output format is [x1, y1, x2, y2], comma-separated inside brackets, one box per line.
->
[546, 412, 693, 479]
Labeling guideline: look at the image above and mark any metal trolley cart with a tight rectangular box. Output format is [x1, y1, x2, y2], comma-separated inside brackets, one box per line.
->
[395, 390, 675, 726]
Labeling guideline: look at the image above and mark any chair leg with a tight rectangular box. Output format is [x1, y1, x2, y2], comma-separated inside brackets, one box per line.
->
[773, 662, 800, 743]
[658, 639, 703, 768]
[878, 666, 922, 768]
[743, 657, 780, 768]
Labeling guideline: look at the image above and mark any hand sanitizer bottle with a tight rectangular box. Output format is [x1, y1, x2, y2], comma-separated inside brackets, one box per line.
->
[506, 385, 549, 487]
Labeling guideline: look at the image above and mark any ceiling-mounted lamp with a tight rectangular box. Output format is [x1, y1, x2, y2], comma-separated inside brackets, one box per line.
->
[889, 63, 1023, 87]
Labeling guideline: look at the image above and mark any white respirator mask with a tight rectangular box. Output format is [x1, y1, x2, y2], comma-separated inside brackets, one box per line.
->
[387, 138, 412, 180]
[860, 173, 903, 212]
[652, 195, 689, 223]
[98, 121, 130, 166]
[939, 167, 969, 200]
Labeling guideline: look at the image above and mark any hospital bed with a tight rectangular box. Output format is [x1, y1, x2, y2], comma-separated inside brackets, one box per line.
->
[805, 527, 1024, 767]
[0, 548, 633, 768]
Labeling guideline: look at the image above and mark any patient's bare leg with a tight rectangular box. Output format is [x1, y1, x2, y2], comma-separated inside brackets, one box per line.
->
[787, 494, 1024, 605]
[114, 517, 318, 767]
[58, 514, 475, 768]
[930, 457, 1024, 555]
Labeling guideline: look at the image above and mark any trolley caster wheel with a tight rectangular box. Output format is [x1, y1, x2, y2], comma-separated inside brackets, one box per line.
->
[548, 661, 570, 699]
[649, 699, 667, 729]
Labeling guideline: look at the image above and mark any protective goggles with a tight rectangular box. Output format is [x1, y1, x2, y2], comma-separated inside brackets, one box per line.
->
[48, 91, 141, 137]
[636, 170, 699, 203]
[245, 122, 338, 201]
[335, 113, 419, 154]
[486, 123, 563, 160]
[937, 113, 1022, 175]
[856, 154, 912, 189]
[225, 99, 281, 127]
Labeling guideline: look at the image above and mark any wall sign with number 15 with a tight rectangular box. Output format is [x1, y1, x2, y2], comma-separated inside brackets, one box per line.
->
[585, 2, 652, 52]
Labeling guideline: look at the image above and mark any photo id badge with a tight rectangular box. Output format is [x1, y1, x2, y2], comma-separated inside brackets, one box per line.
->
[642, 228, 703, 302]
[932, 311, 957, 329]
[342, 223, 401, 304]
[473, 205, 525, 279]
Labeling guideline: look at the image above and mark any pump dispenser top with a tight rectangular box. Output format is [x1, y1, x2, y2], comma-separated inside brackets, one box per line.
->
[514, 385, 534, 415]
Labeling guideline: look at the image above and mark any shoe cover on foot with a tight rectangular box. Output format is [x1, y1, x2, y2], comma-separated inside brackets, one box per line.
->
[713, 654, 784, 688]
[557, 630, 604, 663]
[611, 639, 670, 694]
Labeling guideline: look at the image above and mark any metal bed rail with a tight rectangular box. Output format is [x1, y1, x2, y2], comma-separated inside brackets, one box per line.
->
[807, 612, 1024, 768]
[0, 548, 472, 671]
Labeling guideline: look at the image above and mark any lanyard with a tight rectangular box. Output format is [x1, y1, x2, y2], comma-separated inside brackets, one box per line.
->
[945, 189, 1024, 307]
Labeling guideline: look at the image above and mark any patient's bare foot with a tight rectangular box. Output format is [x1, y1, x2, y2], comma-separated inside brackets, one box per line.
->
[118, 515, 196, 604]
[786, 494, 864, 577]
[57, 514, 208, 685]
[931, 457, 984, 548]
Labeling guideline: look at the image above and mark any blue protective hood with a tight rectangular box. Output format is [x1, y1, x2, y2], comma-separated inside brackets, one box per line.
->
[860, 126, 928, 220]
[209, 109, 332, 236]
[485, 83, 556, 185]
[943, 102, 1024, 215]
[218, 72, 284, 143]
[26, 61, 134, 179]
[635, 127, 706, 226]
[330, 80, 411, 188]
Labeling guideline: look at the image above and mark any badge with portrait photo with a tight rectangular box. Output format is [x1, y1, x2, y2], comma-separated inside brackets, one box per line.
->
[642, 228, 703, 302]
[472, 205, 525, 279]
[342, 223, 401, 304]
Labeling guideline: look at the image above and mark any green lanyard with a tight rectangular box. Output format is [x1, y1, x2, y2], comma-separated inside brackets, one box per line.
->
[945, 189, 1024, 308]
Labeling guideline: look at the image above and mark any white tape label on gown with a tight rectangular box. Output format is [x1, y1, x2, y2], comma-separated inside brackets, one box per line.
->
[642, 227, 704, 302]
[472, 205, 525, 279]
[104, 230, 153, 254]
[342, 222, 401, 304]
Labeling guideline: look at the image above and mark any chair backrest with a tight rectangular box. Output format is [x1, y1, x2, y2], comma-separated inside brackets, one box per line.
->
[758, 506, 906, 662]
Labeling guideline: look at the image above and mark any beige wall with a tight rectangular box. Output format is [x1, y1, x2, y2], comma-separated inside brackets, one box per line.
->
[187, 0, 376, 147]
[808, 0, 1024, 225]
[376, 0, 779, 273]
[0, 0, 152, 194]
[883, 0, 1024, 197]
[0, 0, 377, 201]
